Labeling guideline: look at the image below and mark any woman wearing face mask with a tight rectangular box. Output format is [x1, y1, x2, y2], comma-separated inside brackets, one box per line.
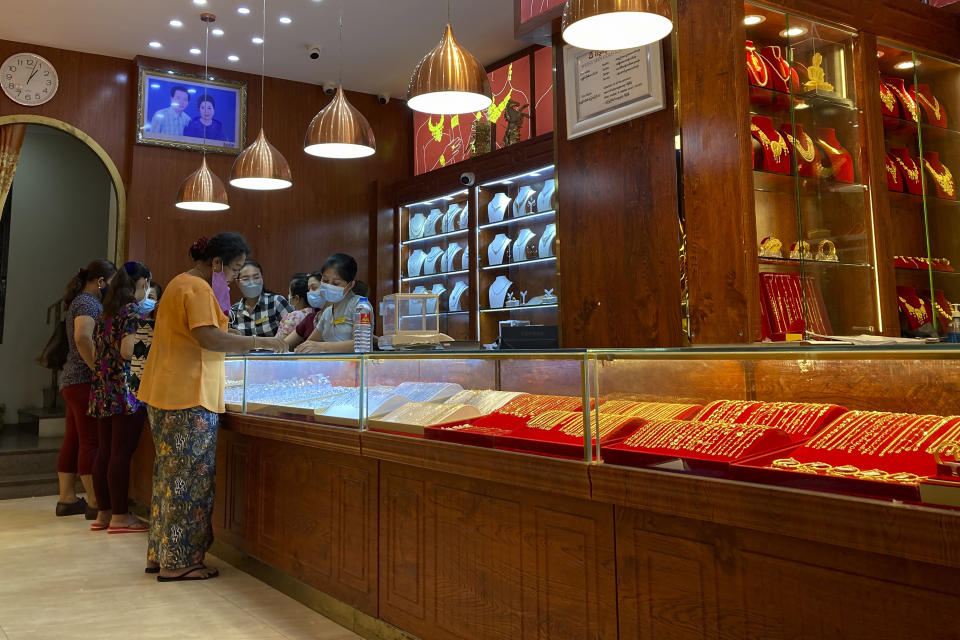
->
[228, 260, 293, 337]
[139, 233, 286, 582]
[283, 271, 327, 350]
[295, 254, 373, 353]
[55, 259, 117, 519]
[88, 261, 153, 533]
[190, 238, 231, 315]
[276, 273, 312, 339]
[128, 281, 161, 393]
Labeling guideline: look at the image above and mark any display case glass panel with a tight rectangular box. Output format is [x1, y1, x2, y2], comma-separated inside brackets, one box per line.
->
[477, 164, 559, 344]
[878, 41, 960, 339]
[745, 4, 879, 339]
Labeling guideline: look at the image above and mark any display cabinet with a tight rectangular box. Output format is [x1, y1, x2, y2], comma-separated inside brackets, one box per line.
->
[878, 41, 960, 338]
[745, 3, 879, 339]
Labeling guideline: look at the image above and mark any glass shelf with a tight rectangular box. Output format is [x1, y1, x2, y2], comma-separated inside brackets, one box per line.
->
[480, 303, 559, 314]
[759, 257, 874, 269]
[481, 257, 557, 271]
[402, 229, 468, 246]
[402, 269, 470, 283]
[479, 210, 556, 230]
[753, 171, 867, 195]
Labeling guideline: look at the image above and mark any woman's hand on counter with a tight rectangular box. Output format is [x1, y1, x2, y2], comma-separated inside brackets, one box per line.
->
[252, 335, 288, 353]
[294, 340, 327, 354]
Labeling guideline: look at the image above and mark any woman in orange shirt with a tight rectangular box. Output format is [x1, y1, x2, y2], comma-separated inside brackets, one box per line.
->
[138, 232, 285, 581]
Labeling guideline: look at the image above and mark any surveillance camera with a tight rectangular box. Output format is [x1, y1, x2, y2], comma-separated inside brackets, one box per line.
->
[377, 93, 390, 105]
[323, 82, 336, 95]
[307, 45, 321, 60]
[460, 172, 476, 186]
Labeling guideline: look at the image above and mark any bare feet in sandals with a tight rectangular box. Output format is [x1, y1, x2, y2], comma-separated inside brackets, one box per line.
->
[157, 564, 219, 582]
[107, 513, 148, 534]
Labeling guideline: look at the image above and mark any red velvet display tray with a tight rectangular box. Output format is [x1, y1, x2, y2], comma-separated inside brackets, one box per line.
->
[495, 417, 643, 459]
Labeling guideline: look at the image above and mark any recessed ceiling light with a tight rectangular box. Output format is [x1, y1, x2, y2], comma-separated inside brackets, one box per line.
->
[895, 60, 916, 70]
[877, 51, 885, 58]
[779, 26, 807, 37]
[743, 15, 765, 25]
[169, 19, 183, 28]
[278, 16, 292, 24]
[192, 0, 206, 5]
[149, 41, 162, 48]
[228, 54, 240, 62]
[237, 6, 250, 14]
[189, 47, 202, 55]
[211, 27, 224, 36]
[251, 36, 264, 44]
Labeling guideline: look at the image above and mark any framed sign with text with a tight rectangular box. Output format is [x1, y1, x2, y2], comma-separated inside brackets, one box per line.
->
[562, 43, 665, 140]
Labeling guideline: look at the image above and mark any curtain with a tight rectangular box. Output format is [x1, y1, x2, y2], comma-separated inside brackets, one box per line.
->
[0, 124, 26, 222]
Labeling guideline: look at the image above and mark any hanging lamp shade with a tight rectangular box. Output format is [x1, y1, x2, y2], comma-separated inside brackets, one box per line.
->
[230, 128, 293, 189]
[406, 24, 491, 115]
[562, 0, 673, 51]
[304, 86, 376, 158]
[175, 156, 230, 211]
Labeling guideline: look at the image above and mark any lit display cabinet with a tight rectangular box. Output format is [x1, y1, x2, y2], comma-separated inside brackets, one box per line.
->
[878, 41, 960, 338]
[745, 3, 878, 339]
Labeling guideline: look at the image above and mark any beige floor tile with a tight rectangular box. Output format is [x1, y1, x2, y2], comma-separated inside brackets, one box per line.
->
[0, 497, 361, 640]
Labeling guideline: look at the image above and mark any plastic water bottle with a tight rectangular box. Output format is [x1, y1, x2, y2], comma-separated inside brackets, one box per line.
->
[353, 297, 374, 352]
[948, 304, 960, 343]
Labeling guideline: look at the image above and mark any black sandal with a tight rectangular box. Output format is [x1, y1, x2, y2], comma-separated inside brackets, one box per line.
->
[156, 566, 219, 582]
[144, 567, 160, 574]
[55, 497, 88, 517]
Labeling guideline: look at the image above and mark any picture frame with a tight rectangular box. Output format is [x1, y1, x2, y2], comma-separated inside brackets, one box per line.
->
[136, 66, 246, 154]
[562, 42, 665, 141]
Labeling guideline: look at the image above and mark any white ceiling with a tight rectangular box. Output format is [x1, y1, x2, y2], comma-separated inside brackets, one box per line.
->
[0, 0, 524, 97]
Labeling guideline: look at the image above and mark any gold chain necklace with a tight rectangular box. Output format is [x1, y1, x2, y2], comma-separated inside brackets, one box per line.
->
[916, 91, 942, 121]
[893, 156, 919, 182]
[816, 138, 845, 156]
[885, 157, 898, 181]
[879, 82, 896, 112]
[888, 84, 919, 121]
[898, 296, 928, 324]
[923, 160, 955, 197]
[751, 124, 787, 162]
[746, 48, 768, 86]
[785, 132, 815, 163]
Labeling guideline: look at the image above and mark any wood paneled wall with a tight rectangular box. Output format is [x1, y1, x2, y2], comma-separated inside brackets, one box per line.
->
[0, 40, 412, 302]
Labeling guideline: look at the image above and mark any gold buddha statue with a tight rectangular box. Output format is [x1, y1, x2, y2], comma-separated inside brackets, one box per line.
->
[804, 52, 834, 92]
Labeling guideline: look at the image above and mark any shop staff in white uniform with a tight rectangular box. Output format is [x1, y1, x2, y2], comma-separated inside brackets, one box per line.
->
[295, 253, 372, 353]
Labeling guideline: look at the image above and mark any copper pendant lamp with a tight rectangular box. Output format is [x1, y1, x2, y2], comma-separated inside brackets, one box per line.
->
[230, 0, 292, 189]
[406, 5, 491, 116]
[176, 13, 230, 211]
[562, 0, 673, 51]
[304, 9, 376, 159]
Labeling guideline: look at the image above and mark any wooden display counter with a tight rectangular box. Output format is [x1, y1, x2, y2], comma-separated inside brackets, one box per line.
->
[130, 413, 960, 639]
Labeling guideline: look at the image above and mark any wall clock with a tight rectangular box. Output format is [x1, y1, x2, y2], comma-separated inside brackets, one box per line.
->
[2, 53, 59, 106]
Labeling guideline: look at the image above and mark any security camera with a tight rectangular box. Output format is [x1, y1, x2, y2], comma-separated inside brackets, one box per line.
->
[460, 172, 476, 186]
[323, 82, 336, 95]
[307, 45, 321, 60]
[377, 93, 390, 105]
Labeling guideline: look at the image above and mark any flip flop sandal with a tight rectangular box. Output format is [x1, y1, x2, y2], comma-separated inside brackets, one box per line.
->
[90, 522, 109, 531]
[107, 522, 148, 534]
[157, 567, 219, 582]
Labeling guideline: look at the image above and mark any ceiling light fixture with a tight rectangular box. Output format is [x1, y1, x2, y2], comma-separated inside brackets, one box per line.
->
[169, 19, 183, 28]
[895, 60, 916, 70]
[304, 5, 376, 158]
[278, 15, 292, 23]
[149, 41, 162, 48]
[562, 0, 673, 51]
[211, 27, 224, 36]
[237, 6, 250, 14]
[779, 26, 807, 37]
[176, 13, 230, 211]
[252, 36, 264, 44]
[743, 15, 765, 25]
[231, 0, 293, 190]
[189, 47, 202, 55]
[227, 54, 239, 61]
[192, 0, 206, 5]
[406, 1, 491, 114]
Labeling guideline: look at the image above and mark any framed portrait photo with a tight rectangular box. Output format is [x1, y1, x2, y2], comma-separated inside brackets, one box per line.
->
[136, 67, 246, 154]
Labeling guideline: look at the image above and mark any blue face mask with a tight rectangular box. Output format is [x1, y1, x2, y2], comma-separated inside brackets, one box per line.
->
[139, 298, 157, 314]
[306, 290, 325, 309]
[319, 282, 346, 303]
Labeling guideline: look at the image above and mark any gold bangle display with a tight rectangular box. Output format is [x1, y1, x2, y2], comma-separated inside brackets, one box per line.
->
[815, 239, 838, 262]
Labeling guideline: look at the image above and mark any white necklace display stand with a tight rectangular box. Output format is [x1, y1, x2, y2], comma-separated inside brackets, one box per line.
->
[410, 285, 427, 315]
[513, 186, 536, 218]
[442, 243, 464, 273]
[423, 209, 443, 237]
[428, 283, 446, 314]
[536, 179, 556, 212]
[539, 223, 556, 258]
[488, 193, 510, 223]
[488, 275, 513, 309]
[457, 203, 469, 229]
[512, 228, 536, 262]
[449, 282, 468, 312]
[407, 250, 427, 278]
[442, 204, 461, 234]
[423, 246, 444, 275]
[487, 234, 511, 266]
[461, 247, 469, 270]
[409, 213, 427, 240]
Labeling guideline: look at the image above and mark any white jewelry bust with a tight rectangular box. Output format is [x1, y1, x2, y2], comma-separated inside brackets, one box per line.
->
[449, 281, 468, 312]
[410, 285, 427, 315]
[423, 246, 444, 275]
[428, 283, 446, 314]
[442, 243, 464, 273]
[512, 186, 536, 218]
[409, 212, 427, 240]
[536, 179, 556, 212]
[539, 223, 556, 258]
[512, 228, 536, 262]
[488, 193, 510, 223]
[407, 250, 427, 278]
[423, 209, 443, 237]
[442, 204, 461, 234]
[488, 275, 513, 309]
[457, 203, 469, 230]
[487, 233, 511, 266]
[461, 247, 469, 270]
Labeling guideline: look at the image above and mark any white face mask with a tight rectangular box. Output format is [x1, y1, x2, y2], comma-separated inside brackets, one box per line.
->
[319, 282, 345, 303]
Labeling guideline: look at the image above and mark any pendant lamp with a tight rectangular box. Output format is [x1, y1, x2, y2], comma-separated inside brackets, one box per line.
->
[561, 0, 673, 51]
[304, 9, 376, 158]
[407, 22, 491, 115]
[176, 13, 230, 211]
[230, 0, 292, 189]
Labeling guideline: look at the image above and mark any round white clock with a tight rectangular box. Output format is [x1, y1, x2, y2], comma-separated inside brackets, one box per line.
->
[2, 53, 58, 106]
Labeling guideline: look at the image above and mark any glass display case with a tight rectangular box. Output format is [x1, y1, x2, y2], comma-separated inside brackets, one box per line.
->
[878, 41, 960, 339]
[225, 346, 960, 508]
[398, 188, 473, 341]
[744, 3, 879, 339]
[477, 164, 559, 344]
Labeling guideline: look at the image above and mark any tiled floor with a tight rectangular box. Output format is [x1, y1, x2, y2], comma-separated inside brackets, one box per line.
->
[0, 496, 362, 640]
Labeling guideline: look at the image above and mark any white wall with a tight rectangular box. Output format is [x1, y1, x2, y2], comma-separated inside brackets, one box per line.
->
[0, 124, 112, 418]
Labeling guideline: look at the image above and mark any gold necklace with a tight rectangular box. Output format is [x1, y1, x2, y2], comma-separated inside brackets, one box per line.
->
[898, 296, 928, 324]
[916, 91, 942, 121]
[885, 157, 898, 181]
[879, 82, 896, 112]
[746, 47, 768, 86]
[922, 159, 955, 197]
[893, 156, 919, 182]
[750, 124, 787, 162]
[785, 132, 815, 163]
[816, 138, 844, 156]
[888, 84, 919, 122]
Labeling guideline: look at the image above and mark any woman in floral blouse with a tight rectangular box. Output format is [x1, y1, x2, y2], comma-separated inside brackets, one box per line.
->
[88, 261, 153, 533]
